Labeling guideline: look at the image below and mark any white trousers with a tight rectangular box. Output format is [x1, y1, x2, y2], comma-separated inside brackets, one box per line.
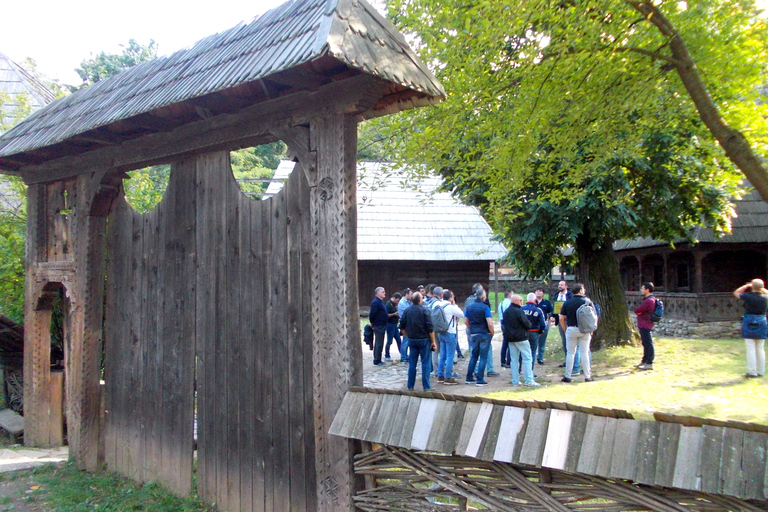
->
[565, 327, 591, 379]
[745, 338, 765, 376]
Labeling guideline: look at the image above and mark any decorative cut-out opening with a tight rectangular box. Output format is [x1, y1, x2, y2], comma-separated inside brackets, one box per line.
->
[123, 164, 170, 213]
[232, 141, 287, 200]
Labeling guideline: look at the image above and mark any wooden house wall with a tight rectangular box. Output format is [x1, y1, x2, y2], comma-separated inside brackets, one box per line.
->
[104, 151, 316, 509]
[358, 260, 490, 307]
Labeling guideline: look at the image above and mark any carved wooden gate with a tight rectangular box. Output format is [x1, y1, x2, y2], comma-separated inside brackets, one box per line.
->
[104, 150, 321, 509]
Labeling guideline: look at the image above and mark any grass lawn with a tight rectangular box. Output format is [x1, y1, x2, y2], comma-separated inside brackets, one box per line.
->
[0, 463, 211, 511]
[486, 336, 768, 424]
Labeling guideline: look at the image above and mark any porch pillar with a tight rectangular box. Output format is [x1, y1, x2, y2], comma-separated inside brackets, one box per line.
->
[693, 251, 708, 293]
[661, 253, 669, 292]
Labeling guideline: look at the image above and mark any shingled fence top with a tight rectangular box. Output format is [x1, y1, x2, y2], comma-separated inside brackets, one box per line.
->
[0, 0, 444, 182]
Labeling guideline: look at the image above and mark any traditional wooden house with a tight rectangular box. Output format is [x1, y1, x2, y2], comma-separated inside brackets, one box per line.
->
[616, 184, 768, 337]
[0, 0, 444, 510]
[264, 160, 507, 307]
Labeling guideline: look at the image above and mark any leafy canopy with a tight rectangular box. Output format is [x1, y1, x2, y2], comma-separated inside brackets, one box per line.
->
[75, 39, 159, 87]
[382, 0, 766, 273]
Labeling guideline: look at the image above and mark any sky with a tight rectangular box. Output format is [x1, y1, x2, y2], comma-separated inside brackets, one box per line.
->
[0, 0, 766, 87]
[0, 0, 287, 85]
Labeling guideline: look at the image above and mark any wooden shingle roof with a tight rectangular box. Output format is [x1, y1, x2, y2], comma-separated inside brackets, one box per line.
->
[330, 389, 768, 502]
[614, 183, 768, 251]
[265, 160, 508, 261]
[0, 52, 55, 129]
[0, 0, 443, 175]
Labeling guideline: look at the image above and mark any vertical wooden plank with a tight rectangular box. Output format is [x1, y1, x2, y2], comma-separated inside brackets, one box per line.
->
[542, 409, 573, 470]
[673, 426, 703, 491]
[424, 399, 452, 452]
[564, 412, 588, 473]
[48, 371, 64, 446]
[519, 408, 550, 467]
[250, 195, 267, 512]
[411, 399, 440, 451]
[385, 396, 410, 447]
[721, 427, 745, 498]
[372, 395, 399, 445]
[238, 196, 254, 512]
[610, 419, 641, 481]
[595, 417, 618, 477]
[436, 401, 466, 455]
[310, 115, 363, 512]
[743, 431, 767, 500]
[654, 422, 682, 488]
[700, 425, 725, 494]
[494, 406, 526, 463]
[478, 405, 505, 461]
[634, 421, 661, 485]
[142, 190, 160, 486]
[465, 402, 494, 458]
[397, 396, 422, 448]
[576, 415, 607, 476]
[455, 402, 482, 457]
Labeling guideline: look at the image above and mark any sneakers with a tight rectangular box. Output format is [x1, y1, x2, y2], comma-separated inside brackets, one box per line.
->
[537, 359, 545, 365]
[385, 356, 392, 362]
[465, 379, 476, 384]
[475, 381, 488, 387]
[437, 376, 445, 383]
[444, 378, 459, 385]
[374, 362, 386, 366]
[457, 354, 465, 359]
[561, 377, 572, 383]
[487, 371, 500, 377]
[638, 364, 654, 371]
[744, 373, 759, 378]
[524, 381, 541, 387]
[585, 377, 594, 382]
[634, 362, 645, 368]
[558, 362, 567, 368]
[451, 372, 461, 378]
[572, 370, 582, 376]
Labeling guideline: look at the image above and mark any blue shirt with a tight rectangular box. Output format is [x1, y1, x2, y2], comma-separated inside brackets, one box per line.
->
[498, 298, 512, 325]
[397, 298, 412, 318]
[465, 301, 492, 334]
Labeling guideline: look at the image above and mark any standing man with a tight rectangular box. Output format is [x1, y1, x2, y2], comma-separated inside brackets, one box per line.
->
[399, 292, 437, 390]
[428, 286, 445, 373]
[384, 292, 402, 362]
[436, 290, 465, 385]
[503, 295, 539, 387]
[559, 283, 594, 383]
[634, 282, 657, 371]
[534, 287, 554, 364]
[397, 288, 413, 363]
[498, 290, 514, 368]
[733, 279, 768, 378]
[521, 293, 546, 376]
[369, 287, 388, 366]
[554, 280, 579, 374]
[464, 289, 494, 387]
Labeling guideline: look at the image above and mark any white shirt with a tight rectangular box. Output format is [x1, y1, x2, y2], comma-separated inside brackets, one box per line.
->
[435, 299, 465, 334]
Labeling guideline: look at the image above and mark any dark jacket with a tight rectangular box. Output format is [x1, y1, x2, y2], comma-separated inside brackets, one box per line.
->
[399, 304, 433, 340]
[521, 302, 546, 332]
[502, 303, 531, 342]
[369, 297, 388, 329]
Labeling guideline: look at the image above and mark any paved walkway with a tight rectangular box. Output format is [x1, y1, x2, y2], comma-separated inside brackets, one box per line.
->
[0, 446, 67, 473]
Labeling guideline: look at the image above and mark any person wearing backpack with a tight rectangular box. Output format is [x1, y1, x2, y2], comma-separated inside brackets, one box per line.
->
[559, 283, 595, 383]
[733, 279, 768, 378]
[435, 290, 465, 385]
[428, 286, 446, 375]
[634, 282, 658, 371]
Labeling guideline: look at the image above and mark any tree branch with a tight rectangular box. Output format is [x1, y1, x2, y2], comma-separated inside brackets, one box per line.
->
[627, 0, 768, 203]
[615, 46, 679, 65]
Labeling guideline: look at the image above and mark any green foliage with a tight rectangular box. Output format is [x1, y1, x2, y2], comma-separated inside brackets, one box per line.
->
[75, 39, 159, 87]
[0, 176, 26, 323]
[384, 0, 766, 274]
[0, 91, 33, 133]
[124, 165, 171, 213]
[230, 142, 286, 199]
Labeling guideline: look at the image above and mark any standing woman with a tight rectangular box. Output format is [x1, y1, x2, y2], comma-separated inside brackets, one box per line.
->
[733, 279, 768, 378]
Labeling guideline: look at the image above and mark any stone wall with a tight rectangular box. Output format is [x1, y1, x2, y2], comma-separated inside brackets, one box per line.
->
[632, 314, 741, 339]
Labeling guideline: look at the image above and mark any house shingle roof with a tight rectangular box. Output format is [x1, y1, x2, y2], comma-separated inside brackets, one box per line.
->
[0, 0, 443, 168]
[0, 52, 55, 129]
[266, 160, 507, 261]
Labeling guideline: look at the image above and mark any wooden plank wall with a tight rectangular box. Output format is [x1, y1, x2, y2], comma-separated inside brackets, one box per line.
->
[330, 389, 768, 503]
[104, 158, 197, 495]
[104, 150, 317, 509]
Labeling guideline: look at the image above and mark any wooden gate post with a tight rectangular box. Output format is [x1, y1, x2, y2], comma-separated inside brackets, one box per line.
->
[309, 113, 363, 511]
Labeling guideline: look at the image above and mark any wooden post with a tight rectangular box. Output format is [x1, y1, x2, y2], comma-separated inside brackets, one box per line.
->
[309, 113, 363, 512]
[693, 251, 707, 294]
[493, 262, 500, 304]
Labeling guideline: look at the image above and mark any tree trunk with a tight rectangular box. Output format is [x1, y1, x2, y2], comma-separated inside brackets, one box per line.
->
[575, 233, 637, 349]
[628, 0, 768, 204]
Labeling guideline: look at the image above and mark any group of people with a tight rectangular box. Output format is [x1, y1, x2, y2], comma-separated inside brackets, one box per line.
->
[368, 277, 768, 391]
[369, 281, 601, 391]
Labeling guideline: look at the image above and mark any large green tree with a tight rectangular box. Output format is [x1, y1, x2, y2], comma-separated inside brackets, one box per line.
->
[75, 39, 159, 87]
[381, 0, 765, 345]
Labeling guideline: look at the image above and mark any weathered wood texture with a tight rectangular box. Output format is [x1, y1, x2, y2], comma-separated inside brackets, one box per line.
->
[309, 114, 363, 512]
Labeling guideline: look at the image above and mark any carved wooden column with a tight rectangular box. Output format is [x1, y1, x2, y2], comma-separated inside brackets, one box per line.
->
[662, 253, 669, 292]
[309, 113, 363, 511]
[693, 251, 708, 294]
[66, 172, 116, 470]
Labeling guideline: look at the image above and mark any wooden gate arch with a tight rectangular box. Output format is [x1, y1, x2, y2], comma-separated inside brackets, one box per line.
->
[0, 0, 445, 510]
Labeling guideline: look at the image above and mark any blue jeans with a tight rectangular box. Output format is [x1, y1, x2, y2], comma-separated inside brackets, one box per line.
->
[407, 338, 432, 390]
[639, 328, 654, 364]
[467, 333, 492, 384]
[400, 336, 409, 362]
[475, 343, 495, 374]
[537, 326, 549, 362]
[510, 340, 534, 385]
[438, 332, 458, 379]
[501, 339, 511, 367]
[560, 324, 580, 372]
[385, 324, 401, 358]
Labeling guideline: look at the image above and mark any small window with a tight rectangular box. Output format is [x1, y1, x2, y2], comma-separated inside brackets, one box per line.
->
[677, 263, 690, 289]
